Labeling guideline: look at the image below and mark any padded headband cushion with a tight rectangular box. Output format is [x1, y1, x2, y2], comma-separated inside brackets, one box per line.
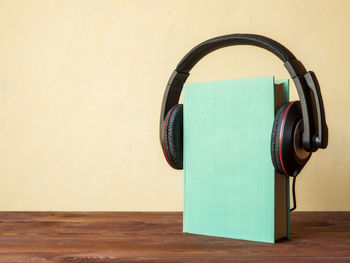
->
[162, 104, 183, 169]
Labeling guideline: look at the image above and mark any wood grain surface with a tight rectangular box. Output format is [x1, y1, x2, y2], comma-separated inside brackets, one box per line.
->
[0, 212, 349, 262]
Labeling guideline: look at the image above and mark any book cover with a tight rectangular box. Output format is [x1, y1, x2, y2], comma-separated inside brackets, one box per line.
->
[183, 76, 289, 243]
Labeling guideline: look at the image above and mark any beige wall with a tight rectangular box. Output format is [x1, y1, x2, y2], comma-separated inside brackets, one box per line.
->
[0, 0, 348, 211]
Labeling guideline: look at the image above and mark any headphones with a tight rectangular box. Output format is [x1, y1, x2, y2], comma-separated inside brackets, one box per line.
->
[160, 34, 328, 180]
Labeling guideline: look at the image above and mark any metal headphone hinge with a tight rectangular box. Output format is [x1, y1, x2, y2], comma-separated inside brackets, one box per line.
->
[304, 71, 328, 149]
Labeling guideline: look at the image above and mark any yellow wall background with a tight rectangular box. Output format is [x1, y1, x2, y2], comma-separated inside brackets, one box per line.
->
[0, 0, 348, 211]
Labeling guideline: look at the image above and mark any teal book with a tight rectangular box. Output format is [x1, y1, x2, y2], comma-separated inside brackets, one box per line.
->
[183, 76, 290, 243]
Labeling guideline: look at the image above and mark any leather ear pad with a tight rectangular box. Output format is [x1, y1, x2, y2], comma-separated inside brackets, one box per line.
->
[271, 101, 311, 176]
[162, 104, 183, 169]
[271, 103, 289, 174]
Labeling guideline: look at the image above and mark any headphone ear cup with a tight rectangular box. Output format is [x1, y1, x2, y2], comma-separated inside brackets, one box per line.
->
[162, 104, 183, 169]
[271, 103, 289, 174]
[271, 101, 311, 176]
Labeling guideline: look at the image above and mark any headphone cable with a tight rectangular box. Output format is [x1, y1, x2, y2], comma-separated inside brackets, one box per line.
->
[290, 176, 297, 212]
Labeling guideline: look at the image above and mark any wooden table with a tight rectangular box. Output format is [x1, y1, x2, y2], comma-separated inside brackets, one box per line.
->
[0, 212, 349, 262]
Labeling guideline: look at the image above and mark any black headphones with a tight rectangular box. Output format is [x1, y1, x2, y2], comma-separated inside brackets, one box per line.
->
[160, 34, 328, 180]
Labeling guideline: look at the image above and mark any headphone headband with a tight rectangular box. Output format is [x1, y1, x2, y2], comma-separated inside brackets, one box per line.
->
[160, 34, 328, 152]
[176, 34, 295, 73]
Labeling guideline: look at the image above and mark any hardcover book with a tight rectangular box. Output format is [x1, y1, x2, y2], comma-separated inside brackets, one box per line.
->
[183, 76, 290, 243]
